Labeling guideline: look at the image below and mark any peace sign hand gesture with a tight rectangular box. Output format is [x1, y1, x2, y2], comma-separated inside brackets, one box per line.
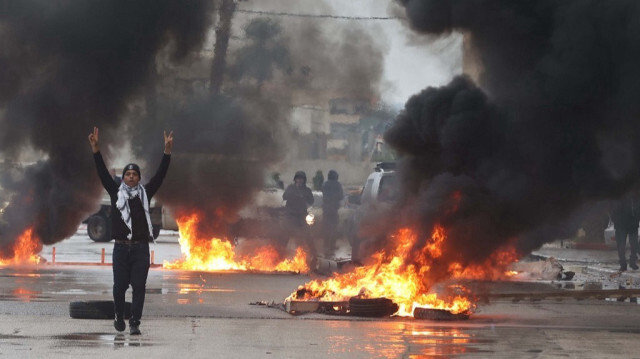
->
[164, 130, 174, 155]
[88, 127, 100, 153]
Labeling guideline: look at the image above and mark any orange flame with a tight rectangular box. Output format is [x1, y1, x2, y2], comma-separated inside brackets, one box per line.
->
[289, 226, 519, 316]
[0, 228, 43, 266]
[163, 213, 309, 273]
[448, 245, 520, 280]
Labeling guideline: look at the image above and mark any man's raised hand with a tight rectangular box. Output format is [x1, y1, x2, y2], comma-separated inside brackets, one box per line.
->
[88, 127, 100, 153]
[164, 130, 174, 155]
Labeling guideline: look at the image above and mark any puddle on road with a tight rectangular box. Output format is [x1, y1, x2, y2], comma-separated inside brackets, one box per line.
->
[326, 322, 495, 357]
[51, 333, 153, 348]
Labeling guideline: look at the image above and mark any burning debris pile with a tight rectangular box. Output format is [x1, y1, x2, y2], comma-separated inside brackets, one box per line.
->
[287, 227, 519, 317]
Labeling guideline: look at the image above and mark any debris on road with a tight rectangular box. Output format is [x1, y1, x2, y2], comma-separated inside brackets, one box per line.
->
[413, 307, 470, 321]
[511, 257, 575, 281]
[284, 300, 349, 315]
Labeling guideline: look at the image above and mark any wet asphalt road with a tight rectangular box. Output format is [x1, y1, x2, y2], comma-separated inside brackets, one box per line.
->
[1, 228, 640, 358]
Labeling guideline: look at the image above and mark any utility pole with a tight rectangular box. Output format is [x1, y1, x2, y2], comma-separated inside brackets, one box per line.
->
[210, 0, 236, 95]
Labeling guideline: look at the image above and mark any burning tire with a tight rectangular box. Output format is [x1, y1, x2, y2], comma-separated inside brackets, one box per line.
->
[348, 297, 398, 317]
[413, 307, 470, 321]
[87, 214, 111, 242]
[69, 300, 131, 320]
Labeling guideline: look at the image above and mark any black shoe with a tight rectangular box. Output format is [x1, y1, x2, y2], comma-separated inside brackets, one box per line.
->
[619, 266, 627, 272]
[114, 317, 126, 332]
[130, 324, 141, 335]
[630, 263, 639, 270]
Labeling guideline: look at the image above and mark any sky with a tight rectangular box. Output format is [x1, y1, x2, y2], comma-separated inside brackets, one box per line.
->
[224, 0, 463, 107]
[321, 0, 463, 105]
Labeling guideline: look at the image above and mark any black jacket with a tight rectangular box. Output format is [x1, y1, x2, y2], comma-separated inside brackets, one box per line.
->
[94, 152, 171, 241]
[283, 184, 313, 217]
[322, 179, 343, 213]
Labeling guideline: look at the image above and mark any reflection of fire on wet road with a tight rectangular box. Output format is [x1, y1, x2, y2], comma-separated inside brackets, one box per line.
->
[326, 322, 478, 357]
[10, 287, 42, 302]
[0, 228, 43, 267]
[163, 213, 309, 273]
[288, 226, 520, 317]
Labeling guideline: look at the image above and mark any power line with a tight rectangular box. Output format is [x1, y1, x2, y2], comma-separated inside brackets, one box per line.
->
[235, 8, 405, 21]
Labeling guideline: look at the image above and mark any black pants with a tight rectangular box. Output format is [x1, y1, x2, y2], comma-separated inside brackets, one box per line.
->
[112, 241, 150, 325]
[615, 227, 639, 268]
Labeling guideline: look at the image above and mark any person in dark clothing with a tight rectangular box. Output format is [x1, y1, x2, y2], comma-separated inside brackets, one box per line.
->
[88, 127, 173, 335]
[321, 170, 343, 257]
[282, 170, 315, 261]
[283, 171, 314, 228]
[312, 170, 324, 191]
[271, 172, 284, 190]
[611, 193, 640, 272]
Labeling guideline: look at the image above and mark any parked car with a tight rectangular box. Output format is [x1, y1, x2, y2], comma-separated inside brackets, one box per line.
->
[347, 161, 397, 218]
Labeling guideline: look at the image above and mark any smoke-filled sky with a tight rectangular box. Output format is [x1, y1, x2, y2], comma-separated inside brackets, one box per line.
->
[243, 0, 462, 105]
[380, 0, 640, 283]
[0, 0, 214, 255]
[1, 0, 420, 255]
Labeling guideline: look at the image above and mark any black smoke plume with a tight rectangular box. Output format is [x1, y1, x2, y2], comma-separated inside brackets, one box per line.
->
[382, 0, 640, 282]
[0, 0, 213, 256]
[129, 14, 384, 242]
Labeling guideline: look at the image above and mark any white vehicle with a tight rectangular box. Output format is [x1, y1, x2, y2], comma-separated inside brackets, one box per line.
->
[348, 162, 398, 220]
[358, 162, 398, 207]
[345, 162, 398, 260]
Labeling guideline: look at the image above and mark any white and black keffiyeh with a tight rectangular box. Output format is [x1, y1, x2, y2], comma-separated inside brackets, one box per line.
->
[116, 182, 153, 240]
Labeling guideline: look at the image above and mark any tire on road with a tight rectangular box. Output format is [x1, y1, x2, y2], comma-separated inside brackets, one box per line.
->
[87, 214, 111, 242]
[69, 300, 131, 320]
[348, 297, 398, 317]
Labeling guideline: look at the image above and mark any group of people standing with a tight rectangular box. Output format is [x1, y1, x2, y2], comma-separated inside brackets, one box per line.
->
[282, 169, 344, 257]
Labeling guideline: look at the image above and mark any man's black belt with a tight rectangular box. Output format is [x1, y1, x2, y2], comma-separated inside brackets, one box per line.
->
[114, 240, 145, 245]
